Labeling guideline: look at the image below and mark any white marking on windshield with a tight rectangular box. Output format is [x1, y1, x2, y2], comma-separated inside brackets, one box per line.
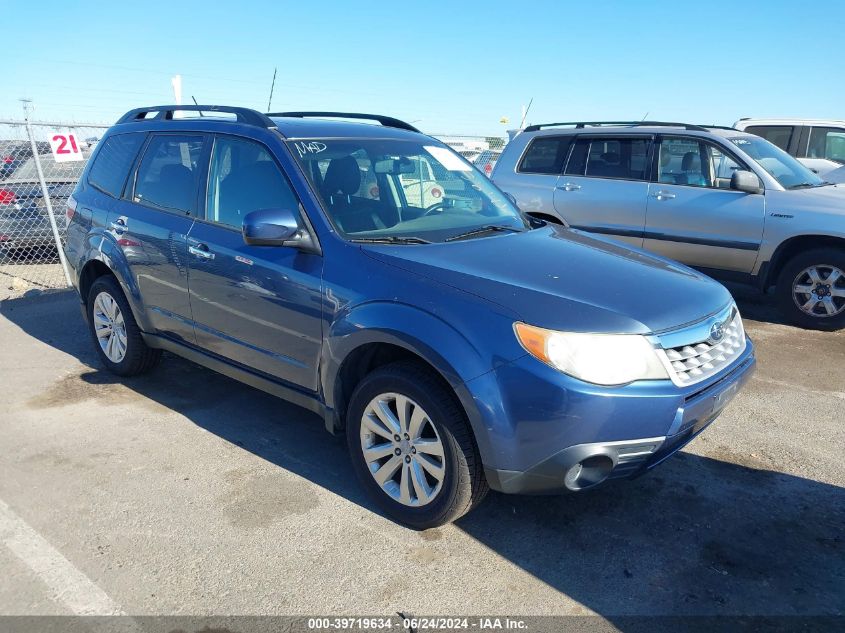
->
[293, 141, 327, 158]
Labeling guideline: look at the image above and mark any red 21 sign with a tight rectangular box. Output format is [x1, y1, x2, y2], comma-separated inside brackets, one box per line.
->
[48, 132, 84, 163]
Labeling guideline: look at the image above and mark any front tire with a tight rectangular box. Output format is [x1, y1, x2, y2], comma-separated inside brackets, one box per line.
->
[86, 275, 161, 376]
[775, 248, 845, 330]
[346, 361, 488, 529]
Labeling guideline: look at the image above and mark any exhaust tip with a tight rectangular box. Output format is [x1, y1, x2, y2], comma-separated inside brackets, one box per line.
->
[564, 454, 614, 491]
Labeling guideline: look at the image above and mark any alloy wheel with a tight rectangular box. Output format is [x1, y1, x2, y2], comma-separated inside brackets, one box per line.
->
[792, 265, 845, 318]
[359, 393, 446, 507]
[93, 291, 128, 363]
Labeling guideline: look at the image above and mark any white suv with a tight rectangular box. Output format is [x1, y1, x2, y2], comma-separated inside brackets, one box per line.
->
[735, 118, 845, 181]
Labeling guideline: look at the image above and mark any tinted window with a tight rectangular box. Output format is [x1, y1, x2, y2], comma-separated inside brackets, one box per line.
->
[88, 133, 145, 197]
[745, 126, 793, 151]
[578, 138, 650, 180]
[518, 137, 568, 174]
[206, 136, 300, 228]
[564, 139, 589, 175]
[134, 135, 204, 214]
[807, 127, 845, 164]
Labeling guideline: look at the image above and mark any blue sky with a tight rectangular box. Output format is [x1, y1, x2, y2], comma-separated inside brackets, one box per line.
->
[6, 0, 843, 135]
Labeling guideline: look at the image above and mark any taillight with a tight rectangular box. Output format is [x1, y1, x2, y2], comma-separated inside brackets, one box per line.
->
[484, 163, 493, 176]
[0, 189, 16, 204]
[65, 194, 77, 227]
[2, 156, 13, 164]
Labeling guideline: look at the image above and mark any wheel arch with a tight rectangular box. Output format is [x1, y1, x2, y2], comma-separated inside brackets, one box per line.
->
[321, 303, 497, 455]
[763, 234, 845, 290]
[76, 237, 152, 331]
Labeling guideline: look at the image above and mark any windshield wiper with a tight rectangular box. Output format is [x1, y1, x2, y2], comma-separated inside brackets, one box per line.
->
[788, 182, 816, 190]
[445, 225, 523, 242]
[349, 236, 431, 245]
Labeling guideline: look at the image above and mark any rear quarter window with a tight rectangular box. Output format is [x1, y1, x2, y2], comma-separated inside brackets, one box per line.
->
[518, 136, 569, 174]
[87, 133, 146, 198]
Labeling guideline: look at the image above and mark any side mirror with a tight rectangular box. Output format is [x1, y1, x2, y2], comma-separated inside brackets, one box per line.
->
[731, 170, 763, 194]
[243, 208, 310, 248]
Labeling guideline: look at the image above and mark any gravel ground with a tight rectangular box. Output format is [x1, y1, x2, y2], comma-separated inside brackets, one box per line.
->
[0, 286, 842, 623]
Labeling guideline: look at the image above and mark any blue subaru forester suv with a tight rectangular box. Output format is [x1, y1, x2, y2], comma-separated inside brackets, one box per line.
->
[64, 106, 756, 528]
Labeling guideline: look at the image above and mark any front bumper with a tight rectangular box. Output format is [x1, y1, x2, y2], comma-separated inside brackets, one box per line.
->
[476, 340, 756, 495]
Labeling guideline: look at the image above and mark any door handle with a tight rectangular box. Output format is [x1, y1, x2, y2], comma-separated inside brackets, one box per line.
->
[556, 182, 581, 192]
[651, 190, 676, 201]
[188, 244, 215, 260]
[110, 217, 127, 233]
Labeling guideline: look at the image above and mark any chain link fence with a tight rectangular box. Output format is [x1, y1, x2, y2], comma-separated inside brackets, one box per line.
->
[0, 113, 507, 300]
[0, 118, 108, 297]
[436, 135, 507, 178]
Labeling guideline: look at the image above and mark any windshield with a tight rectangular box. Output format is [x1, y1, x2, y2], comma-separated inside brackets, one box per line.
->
[729, 136, 825, 189]
[288, 138, 528, 242]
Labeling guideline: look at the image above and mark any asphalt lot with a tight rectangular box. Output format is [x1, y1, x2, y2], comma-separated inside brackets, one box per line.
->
[0, 285, 843, 622]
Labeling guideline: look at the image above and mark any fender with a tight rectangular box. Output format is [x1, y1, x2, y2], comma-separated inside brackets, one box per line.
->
[321, 300, 518, 455]
[77, 231, 154, 333]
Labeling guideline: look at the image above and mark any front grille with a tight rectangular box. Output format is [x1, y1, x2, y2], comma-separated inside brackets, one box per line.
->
[658, 308, 745, 386]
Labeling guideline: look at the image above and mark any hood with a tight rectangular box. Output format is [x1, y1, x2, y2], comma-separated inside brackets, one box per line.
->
[767, 183, 845, 216]
[362, 225, 733, 335]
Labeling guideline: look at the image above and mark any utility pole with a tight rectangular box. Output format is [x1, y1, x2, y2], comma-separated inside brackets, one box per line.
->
[20, 99, 72, 286]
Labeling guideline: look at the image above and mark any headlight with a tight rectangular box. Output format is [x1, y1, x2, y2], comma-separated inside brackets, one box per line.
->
[513, 322, 669, 386]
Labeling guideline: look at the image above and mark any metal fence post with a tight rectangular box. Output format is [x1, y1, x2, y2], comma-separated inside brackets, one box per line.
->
[22, 103, 73, 287]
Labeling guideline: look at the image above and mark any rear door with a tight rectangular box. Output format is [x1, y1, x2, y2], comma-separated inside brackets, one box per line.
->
[111, 132, 208, 344]
[643, 135, 765, 273]
[185, 134, 323, 391]
[552, 135, 651, 247]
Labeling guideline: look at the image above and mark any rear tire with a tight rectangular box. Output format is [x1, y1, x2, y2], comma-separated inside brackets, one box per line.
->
[86, 275, 161, 376]
[346, 361, 488, 529]
[775, 248, 845, 330]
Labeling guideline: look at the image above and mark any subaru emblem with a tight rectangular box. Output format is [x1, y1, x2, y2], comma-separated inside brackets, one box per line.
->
[709, 321, 725, 343]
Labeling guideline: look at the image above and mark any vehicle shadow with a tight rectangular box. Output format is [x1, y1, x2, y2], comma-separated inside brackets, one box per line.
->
[2, 291, 843, 622]
[722, 282, 787, 326]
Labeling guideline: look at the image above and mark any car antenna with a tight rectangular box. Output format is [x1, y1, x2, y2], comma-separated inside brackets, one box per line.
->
[191, 96, 204, 116]
[267, 67, 277, 112]
[640, 112, 649, 121]
[519, 97, 533, 129]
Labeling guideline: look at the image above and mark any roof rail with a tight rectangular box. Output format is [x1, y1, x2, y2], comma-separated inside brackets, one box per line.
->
[523, 121, 709, 132]
[116, 105, 276, 128]
[267, 111, 420, 133]
[699, 124, 739, 132]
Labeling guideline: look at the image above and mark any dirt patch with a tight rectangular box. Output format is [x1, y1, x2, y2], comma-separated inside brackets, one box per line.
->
[26, 370, 133, 409]
[218, 472, 320, 528]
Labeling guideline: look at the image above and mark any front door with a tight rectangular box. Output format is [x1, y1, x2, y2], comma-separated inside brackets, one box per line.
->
[644, 135, 765, 273]
[552, 135, 651, 247]
[186, 134, 323, 391]
[112, 132, 208, 344]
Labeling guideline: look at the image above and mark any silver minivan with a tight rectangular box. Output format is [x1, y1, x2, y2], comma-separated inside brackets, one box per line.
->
[493, 121, 845, 330]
